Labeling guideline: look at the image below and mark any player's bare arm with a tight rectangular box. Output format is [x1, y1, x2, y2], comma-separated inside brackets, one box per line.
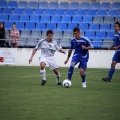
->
[29, 49, 37, 64]
[82, 45, 92, 50]
[64, 50, 72, 64]
[59, 49, 66, 54]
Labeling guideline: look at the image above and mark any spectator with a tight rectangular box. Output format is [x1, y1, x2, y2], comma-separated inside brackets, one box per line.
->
[10, 24, 19, 48]
[0, 23, 6, 47]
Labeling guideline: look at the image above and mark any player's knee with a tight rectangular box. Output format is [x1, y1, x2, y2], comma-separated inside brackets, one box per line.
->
[40, 62, 45, 69]
[111, 62, 117, 67]
[80, 69, 84, 75]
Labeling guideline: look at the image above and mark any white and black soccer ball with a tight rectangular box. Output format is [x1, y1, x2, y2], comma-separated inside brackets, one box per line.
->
[62, 79, 72, 88]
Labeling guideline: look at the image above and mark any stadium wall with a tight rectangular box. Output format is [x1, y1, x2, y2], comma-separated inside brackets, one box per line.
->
[0, 48, 120, 69]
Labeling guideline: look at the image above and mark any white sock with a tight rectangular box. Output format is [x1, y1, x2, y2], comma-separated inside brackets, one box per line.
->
[55, 72, 60, 83]
[40, 69, 46, 80]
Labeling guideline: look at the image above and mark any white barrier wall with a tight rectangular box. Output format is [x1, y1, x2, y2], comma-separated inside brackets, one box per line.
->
[0, 48, 120, 69]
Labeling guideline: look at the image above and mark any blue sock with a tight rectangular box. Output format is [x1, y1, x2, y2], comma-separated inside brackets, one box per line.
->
[81, 74, 86, 83]
[108, 67, 115, 80]
[68, 64, 74, 81]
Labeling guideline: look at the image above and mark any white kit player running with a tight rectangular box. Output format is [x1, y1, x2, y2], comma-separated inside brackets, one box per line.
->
[29, 30, 66, 86]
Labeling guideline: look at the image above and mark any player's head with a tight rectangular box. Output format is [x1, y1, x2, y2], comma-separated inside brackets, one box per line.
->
[12, 24, 16, 30]
[73, 27, 80, 40]
[114, 21, 120, 32]
[0, 22, 4, 29]
[46, 30, 53, 42]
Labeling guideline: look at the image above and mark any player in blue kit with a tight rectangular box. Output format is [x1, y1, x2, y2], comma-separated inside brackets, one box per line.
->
[102, 21, 120, 82]
[64, 27, 93, 88]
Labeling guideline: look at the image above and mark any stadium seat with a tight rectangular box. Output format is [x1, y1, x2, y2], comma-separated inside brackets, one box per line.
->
[46, 23, 56, 30]
[81, 31, 84, 36]
[61, 16, 71, 23]
[0, 8, 2, 14]
[55, 9, 65, 16]
[9, 15, 19, 22]
[19, 15, 29, 22]
[91, 2, 100, 10]
[87, 9, 97, 16]
[51, 16, 61, 23]
[57, 23, 67, 31]
[89, 23, 99, 31]
[82, 16, 93, 23]
[0, 1, 7, 8]
[106, 31, 114, 39]
[63, 31, 73, 38]
[104, 16, 114, 24]
[111, 2, 120, 10]
[4, 22, 13, 30]
[95, 31, 106, 39]
[102, 40, 113, 48]
[108, 10, 119, 17]
[40, 16, 50, 23]
[3, 8, 13, 14]
[79, 23, 89, 31]
[30, 15, 40, 22]
[97, 10, 107, 17]
[34, 9, 44, 15]
[72, 16, 82, 23]
[69, 2, 80, 10]
[0, 15, 8, 22]
[29, 1, 38, 8]
[18, 1, 28, 8]
[93, 16, 104, 23]
[100, 24, 110, 31]
[101, 2, 110, 10]
[25, 22, 35, 30]
[18, 37, 26, 47]
[15, 22, 25, 30]
[115, 16, 120, 22]
[8, 1, 18, 8]
[24, 8, 33, 15]
[21, 30, 30, 38]
[49, 2, 58, 9]
[31, 30, 41, 39]
[59, 2, 69, 9]
[53, 30, 63, 39]
[41, 30, 46, 39]
[76, 9, 86, 16]
[85, 31, 95, 40]
[67, 23, 78, 31]
[36, 23, 46, 30]
[65, 9, 75, 16]
[92, 41, 102, 48]
[60, 38, 70, 48]
[45, 9, 55, 16]
[39, 2, 48, 9]
[80, 2, 90, 10]
[110, 24, 114, 31]
[26, 38, 38, 47]
[14, 8, 23, 15]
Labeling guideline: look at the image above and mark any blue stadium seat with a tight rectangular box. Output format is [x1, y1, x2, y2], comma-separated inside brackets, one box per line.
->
[61, 16, 71, 23]
[53, 30, 63, 39]
[41, 30, 47, 39]
[106, 31, 114, 39]
[0, 8, 2, 14]
[15, 22, 24, 30]
[63, 31, 73, 38]
[69, 2, 80, 10]
[45, 9, 55, 16]
[110, 24, 114, 31]
[97, 10, 107, 17]
[100, 24, 110, 31]
[89, 23, 99, 31]
[67, 23, 78, 31]
[92, 41, 102, 48]
[87, 9, 97, 16]
[19, 15, 29, 22]
[72, 16, 82, 23]
[91, 2, 100, 10]
[51, 16, 61, 23]
[115, 16, 120, 22]
[0, 1, 7, 8]
[55, 9, 65, 16]
[104, 16, 114, 24]
[59, 2, 69, 9]
[0, 15, 8, 22]
[66, 9, 75, 16]
[30, 15, 40, 22]
[26, 38, 37, 47]
[31, 30, 41, 39]
[39, 2, 48, 9]
[20, 30, 30, 38]
[18, 37, 26, 47]
[49, 2, 58, 9]
[29, 1, 38, 8]
[102, 40, 113, 48]
[14, 8, 23, 15]
[60, 38, 70, 48]
[4, 22, 13, 30]
[36, 23, 46, 30]
[24, 8, 33, 15]
[3, 8, 12, 14]
[93, 16, 104, 23]
[8, 1, 18, 8]
[101, 2, 110, 10]
[25, 22, 35, 30]
[80, 2, 90, 10]
[95, 31, 106, 39]
[76, 9, 86, 16]
[79, 23, 89, 31]
[112, 2, 120, 10]
[40, 16, 50, 23]
[9, 15, 19, 22]
[108, 10, 119, 17]
[46, 23, 56, 30]
[57, 23, 67, 31]
[18, 1, 28, 8]
[85, 31, 95, 40]
[34, 9, 44, 15]
[82, 16, 93, 23]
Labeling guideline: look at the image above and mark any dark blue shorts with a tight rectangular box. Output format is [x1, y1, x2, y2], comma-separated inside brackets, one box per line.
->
[112, 50, 120, 63]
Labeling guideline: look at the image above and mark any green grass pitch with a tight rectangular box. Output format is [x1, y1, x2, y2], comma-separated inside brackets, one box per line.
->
[0, 66, 120, 120]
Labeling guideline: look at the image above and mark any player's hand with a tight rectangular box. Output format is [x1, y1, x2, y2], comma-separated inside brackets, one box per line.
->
[64, 59, 68, 64]
[113, 46, 118, 50]
[29, 58, 32, 64]
[62, 51, 66, 54]
[82, 45, 86, 49]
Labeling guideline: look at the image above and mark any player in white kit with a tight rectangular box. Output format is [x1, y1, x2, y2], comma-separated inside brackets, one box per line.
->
[29, 30, 66, 85]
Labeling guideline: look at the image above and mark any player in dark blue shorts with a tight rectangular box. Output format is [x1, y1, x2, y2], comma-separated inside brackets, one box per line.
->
[102, 21, 120, 82]
[64, 27, 93, 88]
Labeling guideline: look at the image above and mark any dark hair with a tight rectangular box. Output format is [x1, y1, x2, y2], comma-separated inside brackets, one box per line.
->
[46, 30, 53, 35]
[115, 21, 120, 28]
[73, 27, 80, 32]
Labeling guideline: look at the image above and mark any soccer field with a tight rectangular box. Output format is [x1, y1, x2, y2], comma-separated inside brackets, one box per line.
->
[0, 66, 120, 120]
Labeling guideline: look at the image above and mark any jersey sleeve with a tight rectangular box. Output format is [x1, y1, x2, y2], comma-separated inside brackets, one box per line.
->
[86, 39, 93, 48]
[35, 39, 44, 50]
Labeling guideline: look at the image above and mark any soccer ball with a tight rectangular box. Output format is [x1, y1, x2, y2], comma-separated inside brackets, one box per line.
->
[62, 79, 72, 88]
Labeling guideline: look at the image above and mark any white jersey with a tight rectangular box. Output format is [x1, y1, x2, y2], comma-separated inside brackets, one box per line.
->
[35, 39, 62, 57]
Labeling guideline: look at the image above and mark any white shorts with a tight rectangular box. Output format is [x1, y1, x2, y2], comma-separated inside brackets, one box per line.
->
[39, 56, 58, 70]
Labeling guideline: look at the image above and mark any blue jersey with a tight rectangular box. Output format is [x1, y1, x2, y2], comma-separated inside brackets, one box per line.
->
[113, 31, 120, 47]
